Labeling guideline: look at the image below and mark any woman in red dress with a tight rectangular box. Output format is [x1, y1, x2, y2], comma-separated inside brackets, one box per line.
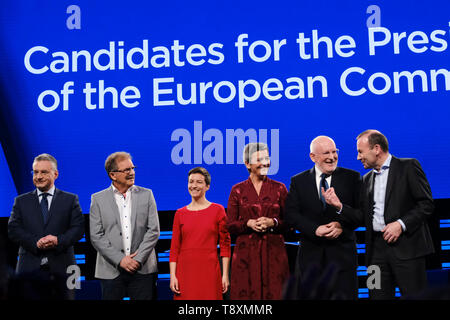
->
[169, 167, 231, 300]
[227, 142, 289, 300]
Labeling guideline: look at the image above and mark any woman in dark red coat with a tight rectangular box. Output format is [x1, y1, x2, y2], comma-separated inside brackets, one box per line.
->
[227, 142, 289, 300]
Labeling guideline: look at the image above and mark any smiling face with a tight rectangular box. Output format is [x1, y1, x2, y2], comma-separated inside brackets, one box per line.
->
[310, 136, 338, 175]
[188, 173, 210, 200]
[246, 149, 270, 178]
[356, 136, 379, 170]
[32, 160, 58, 192]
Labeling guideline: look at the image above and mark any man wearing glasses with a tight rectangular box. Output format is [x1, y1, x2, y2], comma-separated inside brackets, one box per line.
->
[89, 151, 160, 300]
[285, 136, 361, 299]
[8, 153, 84, 296]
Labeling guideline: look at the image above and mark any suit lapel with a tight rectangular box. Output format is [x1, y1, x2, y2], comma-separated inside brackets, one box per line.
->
[368, 171, 375, 201]
[308, 167, 323, 210]
[107, 188, 122, 227]
[365, 171, 375, 217]
[330, 167, 346, 199]
[31, 190, 45, 228]
[330, 167, 341, 189]
[130, 187, 138, 238]
[384, 156, 397, 212]
[45, 188, 60, 226]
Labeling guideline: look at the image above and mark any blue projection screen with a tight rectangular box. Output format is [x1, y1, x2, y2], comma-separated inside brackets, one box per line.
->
[0, 0, 449, 215]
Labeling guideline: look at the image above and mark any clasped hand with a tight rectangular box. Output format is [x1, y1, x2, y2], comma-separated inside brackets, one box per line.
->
[36, 235, 58, 250]
[247, 217, 274, 232]
[120, 252, 141, 274]
[315, 222, 342, 239]
[382, 221, 403, 243]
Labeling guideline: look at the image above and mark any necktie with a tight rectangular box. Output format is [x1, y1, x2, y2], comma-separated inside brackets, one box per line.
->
[40, 193, 49, 224]
[320, 173, 330, 210]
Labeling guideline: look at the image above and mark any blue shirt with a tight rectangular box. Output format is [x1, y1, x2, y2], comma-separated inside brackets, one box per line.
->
[372, 154, 406, 232]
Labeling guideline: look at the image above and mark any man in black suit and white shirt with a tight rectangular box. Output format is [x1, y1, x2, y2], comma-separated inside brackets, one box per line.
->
[285, 136, 361, 299]
[8, 153, 84, 277]
[324, 130, 434, 299]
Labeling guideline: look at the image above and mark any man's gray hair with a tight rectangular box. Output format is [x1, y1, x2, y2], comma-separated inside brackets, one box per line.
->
[33, 153, 58, 171]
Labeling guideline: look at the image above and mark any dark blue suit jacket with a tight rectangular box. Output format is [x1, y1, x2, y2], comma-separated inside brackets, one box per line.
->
[8, 188, 84, 275]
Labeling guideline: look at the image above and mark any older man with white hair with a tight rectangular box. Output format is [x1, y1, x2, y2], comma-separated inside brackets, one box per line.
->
[285, 136, 361, 299]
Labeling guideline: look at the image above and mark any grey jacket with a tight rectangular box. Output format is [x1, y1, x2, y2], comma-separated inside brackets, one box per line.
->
[89, 185, 160, 279]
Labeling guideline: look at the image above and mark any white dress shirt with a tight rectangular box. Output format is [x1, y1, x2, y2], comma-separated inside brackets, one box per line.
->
[112, 184, 135, 256]
[314, 165, 332, 199]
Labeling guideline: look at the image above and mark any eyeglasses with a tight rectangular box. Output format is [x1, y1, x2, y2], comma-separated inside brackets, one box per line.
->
[319, 149, 339, 157]
[31, 170, 52, 176]
[249, 156, 270, 164]
[111, 166, 136, 174]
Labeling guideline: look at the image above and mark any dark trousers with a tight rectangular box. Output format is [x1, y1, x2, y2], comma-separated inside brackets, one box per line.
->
[296, 247, 358, 300]
[100, 271, 157, 300]
[319, 249, 358, 300]
[369, 232, 427, 299]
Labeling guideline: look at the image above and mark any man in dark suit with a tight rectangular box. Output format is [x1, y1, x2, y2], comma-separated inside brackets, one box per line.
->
[324, 130, 434, 299]
[8, 153, 84, 278]
[285, 136, 361, 299]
